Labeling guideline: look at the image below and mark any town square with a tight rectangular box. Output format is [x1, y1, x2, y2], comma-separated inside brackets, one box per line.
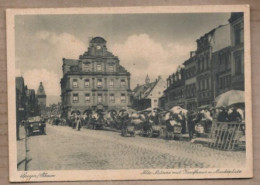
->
[14, 11, 247, 172]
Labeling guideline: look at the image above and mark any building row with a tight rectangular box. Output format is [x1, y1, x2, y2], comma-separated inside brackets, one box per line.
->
[160, 12, 244, 110]
[16, 77, 47, 122]
[60, 13, 244, 115]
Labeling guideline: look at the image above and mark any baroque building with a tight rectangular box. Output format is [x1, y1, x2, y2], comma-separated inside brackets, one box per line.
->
[60, 37, 131, 117]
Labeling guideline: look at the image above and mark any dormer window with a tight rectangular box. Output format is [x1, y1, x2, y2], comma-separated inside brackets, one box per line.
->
[83, 63, 90, 71]
[120, 79, 126, 87]
[109, 64, 114, 72]
[97, 64, 102, 71]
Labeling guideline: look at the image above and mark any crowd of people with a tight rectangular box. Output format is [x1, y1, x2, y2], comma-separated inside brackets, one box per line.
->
[46, 105, 245, 141]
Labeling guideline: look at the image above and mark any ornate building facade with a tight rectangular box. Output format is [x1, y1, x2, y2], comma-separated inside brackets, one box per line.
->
[60, 37, 131, 117]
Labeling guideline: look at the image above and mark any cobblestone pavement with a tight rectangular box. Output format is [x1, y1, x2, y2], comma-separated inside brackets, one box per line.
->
[25, 124, 246, 170]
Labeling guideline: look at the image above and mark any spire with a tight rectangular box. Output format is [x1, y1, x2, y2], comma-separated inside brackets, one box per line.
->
[145, 74, 150, 84]
[37, 82, 46, 96]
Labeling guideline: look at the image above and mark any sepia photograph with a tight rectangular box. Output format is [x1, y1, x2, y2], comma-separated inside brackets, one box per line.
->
[7, 5, 252, 182]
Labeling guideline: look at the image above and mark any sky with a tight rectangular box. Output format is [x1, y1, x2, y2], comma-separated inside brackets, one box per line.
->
[15, 13, 230, 105]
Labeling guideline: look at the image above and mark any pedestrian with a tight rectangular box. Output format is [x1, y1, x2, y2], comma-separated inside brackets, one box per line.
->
[179, 111, 186, 134]
[187, 111, 195, 140]
[204, 109, 213, 133]
[228, 107, 242, 122]
[237, 107, 245, 121]
[217, 107, 229, 122]
[76, 116, 81, 131]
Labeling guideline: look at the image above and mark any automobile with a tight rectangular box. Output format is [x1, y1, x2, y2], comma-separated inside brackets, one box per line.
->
[27, 116, 46, 136]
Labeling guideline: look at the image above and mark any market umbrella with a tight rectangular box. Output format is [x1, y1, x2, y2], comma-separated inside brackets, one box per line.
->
[71, 110, 80, 115]
[215, 90, 245, 108]
[198, 104, 212, 110]
[169, 106, 187, 114]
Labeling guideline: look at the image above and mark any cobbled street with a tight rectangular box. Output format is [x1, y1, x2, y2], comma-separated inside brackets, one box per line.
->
[23, 124, 246, 171]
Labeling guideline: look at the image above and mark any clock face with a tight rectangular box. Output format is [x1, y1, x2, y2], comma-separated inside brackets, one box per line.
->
[96, 45, 101, 50]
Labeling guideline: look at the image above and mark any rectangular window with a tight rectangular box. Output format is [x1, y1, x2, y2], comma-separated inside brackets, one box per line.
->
[225, 54, 229, 69]
[120, 79, 126, 87]
[72, 79, 78, 88]
[109, 94, 115, 102]
[73, 94, 79, 103]
[83, 64, 89, 71]
[227, 75, 231, 87]
[85, 94, 90, 102]
[97, 94, 102, 103]
[97, 79, 102, 88]
[219, 53, 223, 65]
[109, 79, 114, 87]
[84, 79, 90, 87]
[121, 93, 126, 103]
[97, 64, 102, 71]
[109, 65, 114, 72]
[235, 54, 242, 75]
[204, 59, 207, 70]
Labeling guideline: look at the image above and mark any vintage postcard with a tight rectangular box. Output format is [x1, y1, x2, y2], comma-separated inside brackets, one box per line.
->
[7, 5, 252, 182]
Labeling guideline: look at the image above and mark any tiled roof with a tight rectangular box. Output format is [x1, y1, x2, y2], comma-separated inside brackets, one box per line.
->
[133, 81, 157, 99]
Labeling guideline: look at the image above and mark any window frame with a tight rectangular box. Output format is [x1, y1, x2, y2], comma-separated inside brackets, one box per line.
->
[109, 94, 115, 103]
[97, 79, 102, 88]
[120, 79, 126, 87]
[84, 79, 90, 88]
[85, 93, 90, 102]
[72, 79, 78, 88]
[120, 93, 126, 103]
[97, 94, 102, 103]
[73, 93, 79, 103]
[96, 64, 102, 71]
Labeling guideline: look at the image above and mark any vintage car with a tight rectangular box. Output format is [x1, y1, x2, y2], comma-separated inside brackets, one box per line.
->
[27, 116, 46, 136]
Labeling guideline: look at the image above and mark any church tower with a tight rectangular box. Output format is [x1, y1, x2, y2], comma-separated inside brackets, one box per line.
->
[145, 74, 150, 84]
[37, 82, 46, 114]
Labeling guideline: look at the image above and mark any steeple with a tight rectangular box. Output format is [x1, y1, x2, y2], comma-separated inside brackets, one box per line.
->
[145, 74, 150, 84]
[37, 82, 46, 97]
